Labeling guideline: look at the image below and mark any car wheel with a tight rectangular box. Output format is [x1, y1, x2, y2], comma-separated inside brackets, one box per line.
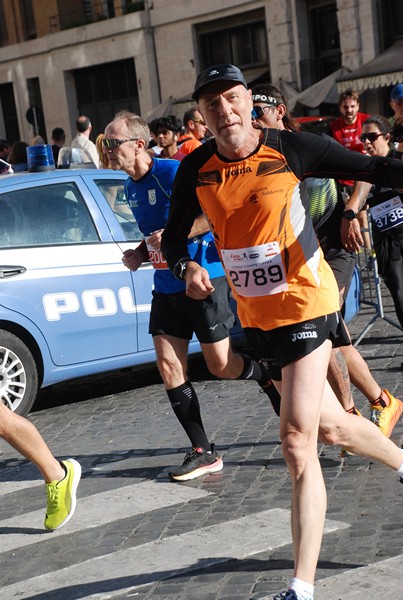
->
[0, 330, 38, 416]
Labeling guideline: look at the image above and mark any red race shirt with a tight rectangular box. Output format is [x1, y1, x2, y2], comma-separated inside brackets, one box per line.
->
[330, 112, 369, 188]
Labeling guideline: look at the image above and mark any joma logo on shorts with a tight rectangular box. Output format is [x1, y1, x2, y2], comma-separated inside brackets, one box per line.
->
[291, 331, 318, 342]
[225, 166, 252, 177]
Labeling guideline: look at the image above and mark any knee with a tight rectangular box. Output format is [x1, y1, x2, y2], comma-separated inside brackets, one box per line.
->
[281, 431, 317, 475]
[205, 350, 243, 379]
[156, 355, 184, 384]
[318, 422, 347, 446]
[206, 357, 230, 378]
[0, 409, 15, 440]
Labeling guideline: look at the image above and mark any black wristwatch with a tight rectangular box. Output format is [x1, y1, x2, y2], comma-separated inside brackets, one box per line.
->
[173, 258, 191, 280]
[342, 209, 357, 221]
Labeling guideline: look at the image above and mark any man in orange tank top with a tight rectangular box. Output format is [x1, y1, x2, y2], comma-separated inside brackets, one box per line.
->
[162, 64, 403, 600]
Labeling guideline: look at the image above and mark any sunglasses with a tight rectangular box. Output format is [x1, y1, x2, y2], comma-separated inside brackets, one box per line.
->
[192, 119, 206, 126]
[251, 105, 276, 119]
[102, 138, 139, 149]
[359, 132, 384, 143]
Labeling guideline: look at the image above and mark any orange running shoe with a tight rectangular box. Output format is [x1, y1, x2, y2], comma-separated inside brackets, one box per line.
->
[370, 389, 403, 437]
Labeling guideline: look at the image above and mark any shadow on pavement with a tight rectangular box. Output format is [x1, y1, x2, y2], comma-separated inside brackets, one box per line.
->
[33, 354, 216, 413]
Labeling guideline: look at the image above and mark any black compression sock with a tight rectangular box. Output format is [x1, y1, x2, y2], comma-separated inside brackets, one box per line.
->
[166, 382, 210, 450]
[238, 354, 281, 416]
[237, 354, 264, 383]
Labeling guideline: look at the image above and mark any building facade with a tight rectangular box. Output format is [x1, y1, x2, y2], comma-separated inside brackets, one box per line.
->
[0, 0, 401, 146]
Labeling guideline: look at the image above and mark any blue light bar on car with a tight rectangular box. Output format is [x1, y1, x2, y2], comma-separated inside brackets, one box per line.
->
[26, 144, 56, 172]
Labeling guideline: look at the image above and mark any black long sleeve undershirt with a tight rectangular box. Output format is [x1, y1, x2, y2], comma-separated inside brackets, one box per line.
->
[161, 128, 403, 272]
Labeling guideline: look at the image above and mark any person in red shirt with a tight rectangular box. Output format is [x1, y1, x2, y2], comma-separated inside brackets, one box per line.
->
[331, 88, 371, 247]
[330, 88, 369, 185]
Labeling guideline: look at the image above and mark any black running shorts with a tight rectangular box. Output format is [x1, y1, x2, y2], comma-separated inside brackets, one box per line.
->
[149, 275, 235, 343]
[243, 311, 350, 380]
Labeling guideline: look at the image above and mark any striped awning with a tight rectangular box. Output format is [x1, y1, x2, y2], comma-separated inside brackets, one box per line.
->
[336, 40, 403, 92]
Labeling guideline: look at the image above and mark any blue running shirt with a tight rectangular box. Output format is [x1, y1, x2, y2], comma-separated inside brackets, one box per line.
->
[124, 157, 224, 293]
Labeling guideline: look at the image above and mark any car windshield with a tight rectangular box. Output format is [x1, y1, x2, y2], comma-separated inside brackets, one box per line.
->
[95, 179, 143, 242]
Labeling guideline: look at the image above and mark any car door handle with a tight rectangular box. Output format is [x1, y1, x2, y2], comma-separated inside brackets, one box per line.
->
[0, 265, 27, 278]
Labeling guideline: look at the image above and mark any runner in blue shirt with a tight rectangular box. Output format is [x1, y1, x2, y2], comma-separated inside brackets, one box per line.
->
[104, 111, 277, 481]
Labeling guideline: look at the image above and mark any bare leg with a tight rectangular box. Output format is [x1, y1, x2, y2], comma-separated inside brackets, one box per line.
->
[153, 334, 211, 451]
[0, 401, 64, 483]
[152, 334, 189, 388]
[339, 344, 382, 403]
[280, 341, 331, 584]
[318, 381, 403, 469]
[327, 348, 353, 410]
[325, 288, 354, 411]
[201, 337, 244, 379]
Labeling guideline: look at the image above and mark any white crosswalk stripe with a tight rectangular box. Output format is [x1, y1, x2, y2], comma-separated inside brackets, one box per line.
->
[315, 555, 403, 599]
[258, 554, 403, 600]
[4, 472, 399, 600]
[0, 480, 211, 553]
[0, 492, 348, 600]
[0, 478, 42, 496]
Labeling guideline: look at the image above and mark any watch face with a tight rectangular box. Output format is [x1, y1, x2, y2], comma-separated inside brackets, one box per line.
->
[173, 262, 182, 278]
[179, 262, 187, 279]
[343, 210, 356, 220]
[174, 260, 188, 280]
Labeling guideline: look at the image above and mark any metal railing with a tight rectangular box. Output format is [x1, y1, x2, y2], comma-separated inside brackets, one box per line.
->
[352, 210, 402, 346]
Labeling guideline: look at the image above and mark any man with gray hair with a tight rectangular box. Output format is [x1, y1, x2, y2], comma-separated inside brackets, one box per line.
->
[103, 111, 277, 481]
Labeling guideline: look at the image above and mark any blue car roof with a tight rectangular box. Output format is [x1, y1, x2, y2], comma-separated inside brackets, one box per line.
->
[0, 168, 126, 188]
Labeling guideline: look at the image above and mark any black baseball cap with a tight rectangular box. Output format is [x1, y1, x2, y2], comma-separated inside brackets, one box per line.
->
[192, 64, 247, 100]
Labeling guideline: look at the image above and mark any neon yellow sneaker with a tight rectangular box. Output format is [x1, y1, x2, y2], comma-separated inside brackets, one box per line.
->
[370, 389, 403, 437]
[44, 458, 81, 531]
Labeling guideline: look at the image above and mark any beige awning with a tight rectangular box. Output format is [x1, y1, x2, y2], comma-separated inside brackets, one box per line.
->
[144, 92, 196, 121]
[273, 78, 300, 108]
[336, 40, 403, 92]
[245, 67, 270, 85]
[290, 66, 351, 110]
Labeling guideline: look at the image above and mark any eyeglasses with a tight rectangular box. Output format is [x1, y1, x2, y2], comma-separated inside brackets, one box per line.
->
[102, 138, 139, 149]
[359, 132, 384, 143]
[251, 105, 276, 119]
[192, 119, 206, 126]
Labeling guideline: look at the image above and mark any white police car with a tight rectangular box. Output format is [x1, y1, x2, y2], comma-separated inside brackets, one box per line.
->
[0, 168, 242, 415]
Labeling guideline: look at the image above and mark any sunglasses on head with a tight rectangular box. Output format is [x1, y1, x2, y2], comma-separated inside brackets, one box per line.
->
[251, 105, 276, 119]
[359, 132, 384, 143]
[102, 138, 139, 149]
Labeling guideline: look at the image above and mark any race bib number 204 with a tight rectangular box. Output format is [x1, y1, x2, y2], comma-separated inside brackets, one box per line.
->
[221, 242, 288, 297]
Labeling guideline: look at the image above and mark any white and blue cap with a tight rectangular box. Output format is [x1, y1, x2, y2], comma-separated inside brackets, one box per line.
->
[192, 64, 247, 100]
[251, 93, 280, 106]
[391, 84, 403, 101]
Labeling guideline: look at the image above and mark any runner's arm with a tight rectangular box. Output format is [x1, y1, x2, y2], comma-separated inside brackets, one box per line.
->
[340, 181, 372, 252]
[282, 130, 403, 189]
[161, 154, 205, 269]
